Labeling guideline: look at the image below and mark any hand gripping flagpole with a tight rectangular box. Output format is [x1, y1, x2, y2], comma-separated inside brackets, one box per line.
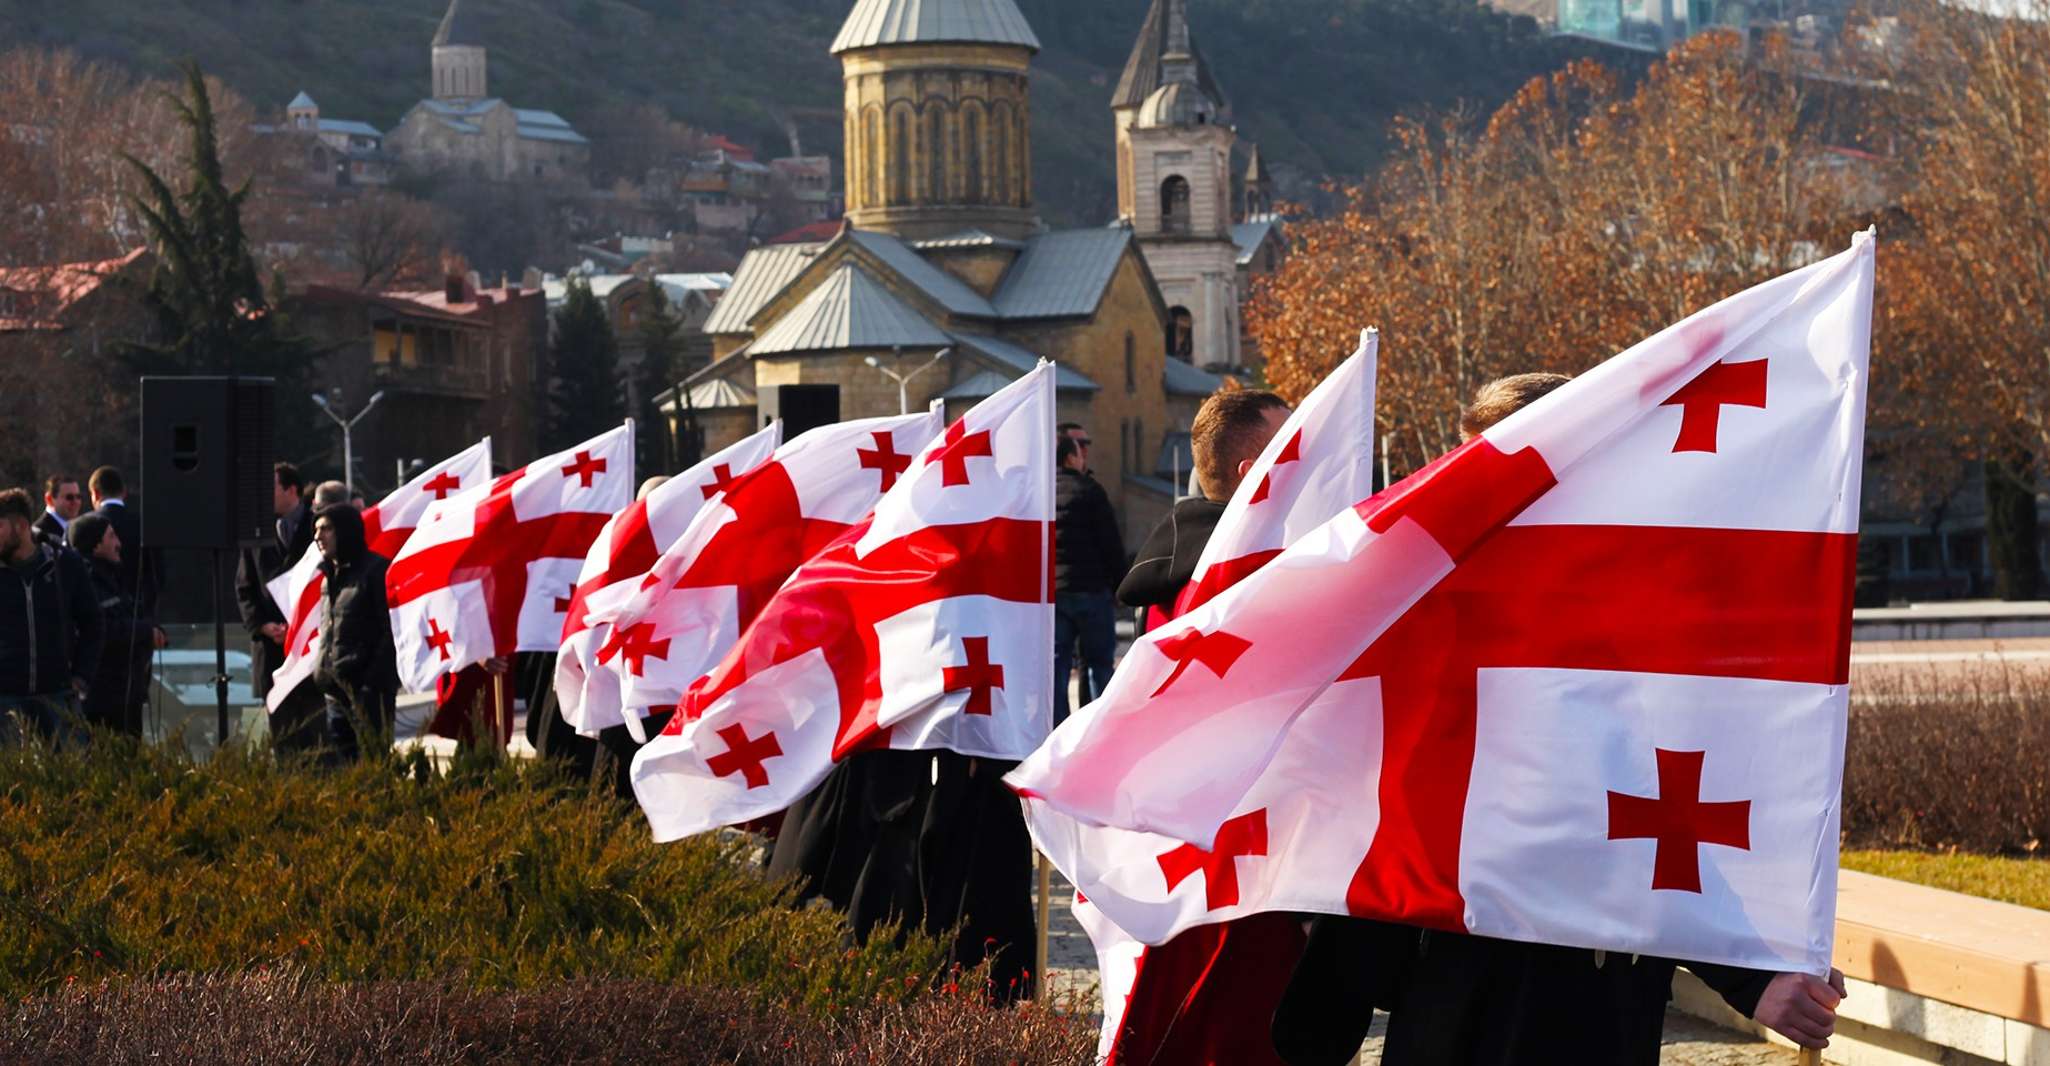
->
[1033, 362, 1055, 1003]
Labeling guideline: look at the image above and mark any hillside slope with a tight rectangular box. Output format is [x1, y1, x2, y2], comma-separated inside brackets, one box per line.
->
[4, 0, 1591, 224]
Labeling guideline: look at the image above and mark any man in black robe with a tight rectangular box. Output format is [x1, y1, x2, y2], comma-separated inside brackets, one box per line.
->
[1271, 373, 1847, 1066]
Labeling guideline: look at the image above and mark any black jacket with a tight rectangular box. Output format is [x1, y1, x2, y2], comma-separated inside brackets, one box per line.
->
[31, 512, 65, 551]
[1053, 467, 1126, 596]
[311, 507, 398, 702]
[0, 542, 104, 698]
[82, 556, 154, 725]
[1116, 495, 1227, 610]
[93, 500, 157, 618]
[1273, 918, 1775, 1066]
[237, 500, 312, 698]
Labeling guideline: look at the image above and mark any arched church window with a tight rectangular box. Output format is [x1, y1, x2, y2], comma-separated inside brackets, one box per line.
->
[1161, 176, 1191, 235]
[892, 110, 910, 205]
[992, 102, 1012, 206]
[963, 107, 983, 204]
[863, 109, 880, 206]
[926, 106, 946, 203]
[1168, 306, 1194, 360]
[1124, 332, 1136, 393]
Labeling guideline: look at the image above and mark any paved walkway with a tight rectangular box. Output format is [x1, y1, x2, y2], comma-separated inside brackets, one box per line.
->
[1033, 869, 1795, 1066]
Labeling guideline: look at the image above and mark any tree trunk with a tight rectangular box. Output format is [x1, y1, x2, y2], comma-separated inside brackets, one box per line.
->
[1984, 451, 2044, 601]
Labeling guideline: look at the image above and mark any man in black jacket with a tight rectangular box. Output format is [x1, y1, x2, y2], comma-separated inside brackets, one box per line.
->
[88, 466, 157, 618]
[1117, 389, 1291, 630]
[237, 462, 318, 749]
[310, 504, 398, 762]
[34, 474, 82, 550]
[1271, 374, 1847, 1066]
[0, 488, 102, 745]
[67, 513, 164, 736]
[1052, 431, 1125, 722]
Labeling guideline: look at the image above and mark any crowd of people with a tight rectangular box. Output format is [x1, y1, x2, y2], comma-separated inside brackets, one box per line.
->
[0, 377, 1847, 1064]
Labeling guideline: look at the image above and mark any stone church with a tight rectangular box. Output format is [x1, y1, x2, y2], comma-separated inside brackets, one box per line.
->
[384, 0, 590, 183]
[673, 0, 1227, 537]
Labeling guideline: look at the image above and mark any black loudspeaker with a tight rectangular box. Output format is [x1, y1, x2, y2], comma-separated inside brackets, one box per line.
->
[140, 376, 277, 549]
[759, 383, 841, 439]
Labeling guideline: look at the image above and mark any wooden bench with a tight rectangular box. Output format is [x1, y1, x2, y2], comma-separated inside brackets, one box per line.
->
[1671, 870, 2050, 1065]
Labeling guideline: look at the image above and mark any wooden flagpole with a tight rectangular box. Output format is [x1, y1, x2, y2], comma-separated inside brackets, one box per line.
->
[1798, 1048, 1821, 1066]
[1035, 852, 1053, 1002]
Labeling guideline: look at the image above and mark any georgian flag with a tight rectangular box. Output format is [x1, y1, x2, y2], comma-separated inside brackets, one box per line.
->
[631, 364, 1056, 843]
[584, 409, 945, 738]
[387, 424, 633, 693]
[1177, 329, 1378, 613]
[1052, 331, 1379, 1051]
[263, 438, 493, 710]
[1012, 234, 1875, 976]
[554, 423, 783, 737]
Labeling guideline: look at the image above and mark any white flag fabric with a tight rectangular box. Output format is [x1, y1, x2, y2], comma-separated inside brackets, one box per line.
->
[263, 438, 493, 710]
[1011, 234, 1875, 975]
[554, 423, 782, 737]
[387, 424, 633, 693]
[631, 364, 1056, 843]
[586, 410, 945, 729]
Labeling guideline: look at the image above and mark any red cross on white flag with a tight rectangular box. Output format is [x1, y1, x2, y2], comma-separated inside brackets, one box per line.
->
[263, 438, 494, 710]
[1012, 234, 1876, 976]
[553, 422, 783, 737]
[387, 424, 633, 692]
[631, 363, 1057, 843]
[581, 409, 946, 739]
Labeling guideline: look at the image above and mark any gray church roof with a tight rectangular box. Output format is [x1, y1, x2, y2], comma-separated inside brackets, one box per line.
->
[289, 91, 317, 110]
[1162, 355, 1225, 397]
[704, 242, 824, 335]
[949, 332, 1099, 392]
[1112, 0, 1227, 113]
[848, 230, 998, 318]
[992, 229, 1134, 320]
[750, 264, 953, 355]
[831, 0, 1041, 54]
[433, 0, 484, 47]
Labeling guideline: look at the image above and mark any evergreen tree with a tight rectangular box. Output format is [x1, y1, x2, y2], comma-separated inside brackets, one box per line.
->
[123, 63, 319, 382]
[546, 278, 623, 453]
[635, 282, 687, 477]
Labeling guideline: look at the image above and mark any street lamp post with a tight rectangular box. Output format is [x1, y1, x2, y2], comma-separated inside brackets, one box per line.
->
[311, 389, 385, 494]
[863, 346, 950, 415]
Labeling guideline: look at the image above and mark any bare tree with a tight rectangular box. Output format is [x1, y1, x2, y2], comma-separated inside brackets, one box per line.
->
[335, 190, 444, 291]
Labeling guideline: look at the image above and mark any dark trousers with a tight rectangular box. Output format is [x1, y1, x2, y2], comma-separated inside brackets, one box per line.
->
[1053, 590, 1117, 724]
[322, 688, 395, 763]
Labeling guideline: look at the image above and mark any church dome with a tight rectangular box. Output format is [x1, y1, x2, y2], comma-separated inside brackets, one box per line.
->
[1137, 80, 1220, 129]
[831, 0, 1040, 54]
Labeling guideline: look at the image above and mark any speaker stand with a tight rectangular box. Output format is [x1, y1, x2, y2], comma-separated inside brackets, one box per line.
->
[211, 549, 230, 749]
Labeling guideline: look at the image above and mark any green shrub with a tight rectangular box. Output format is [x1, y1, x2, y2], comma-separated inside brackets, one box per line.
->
[2, 969, 1098, 1065]
[0, 737, 946, 1008]
[1843, 667, 2050, 854]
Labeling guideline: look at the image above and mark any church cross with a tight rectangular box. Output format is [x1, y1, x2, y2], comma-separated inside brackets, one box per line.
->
[1660, 359, 1768, 454]
[932, 422, 994, 488]
[1151, 627, 1254, 697]
[705, 723, 783, 790]
[1157, 808, 1269, 911]
[561, 450, 609, 489]
[424, 618, 455, 662]
[942, 635, 1006, 716]
[422, 471, 464, 500]
[856, 432, 912, 491]
[1607, 748, 1752, 894]
[701, 463, 740, 499]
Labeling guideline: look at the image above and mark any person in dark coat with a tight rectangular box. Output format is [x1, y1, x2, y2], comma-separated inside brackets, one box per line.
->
[767, 749, 1037, 1000]
[0, 488, 102, 745]
[1100, 388, 1302, 1066]
[1053, 431, 1125, 722]
[309, 504, 397, 762]
[237, 462, 322, 750]
[34, 474, 83, 551]
[1270, 373, 1847, 1066]
[67, 513, 164, 736]
[88, 466, 157, 619]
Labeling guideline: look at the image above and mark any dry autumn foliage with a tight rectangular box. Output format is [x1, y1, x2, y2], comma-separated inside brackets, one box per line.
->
[1251, 32, 1877, 476]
